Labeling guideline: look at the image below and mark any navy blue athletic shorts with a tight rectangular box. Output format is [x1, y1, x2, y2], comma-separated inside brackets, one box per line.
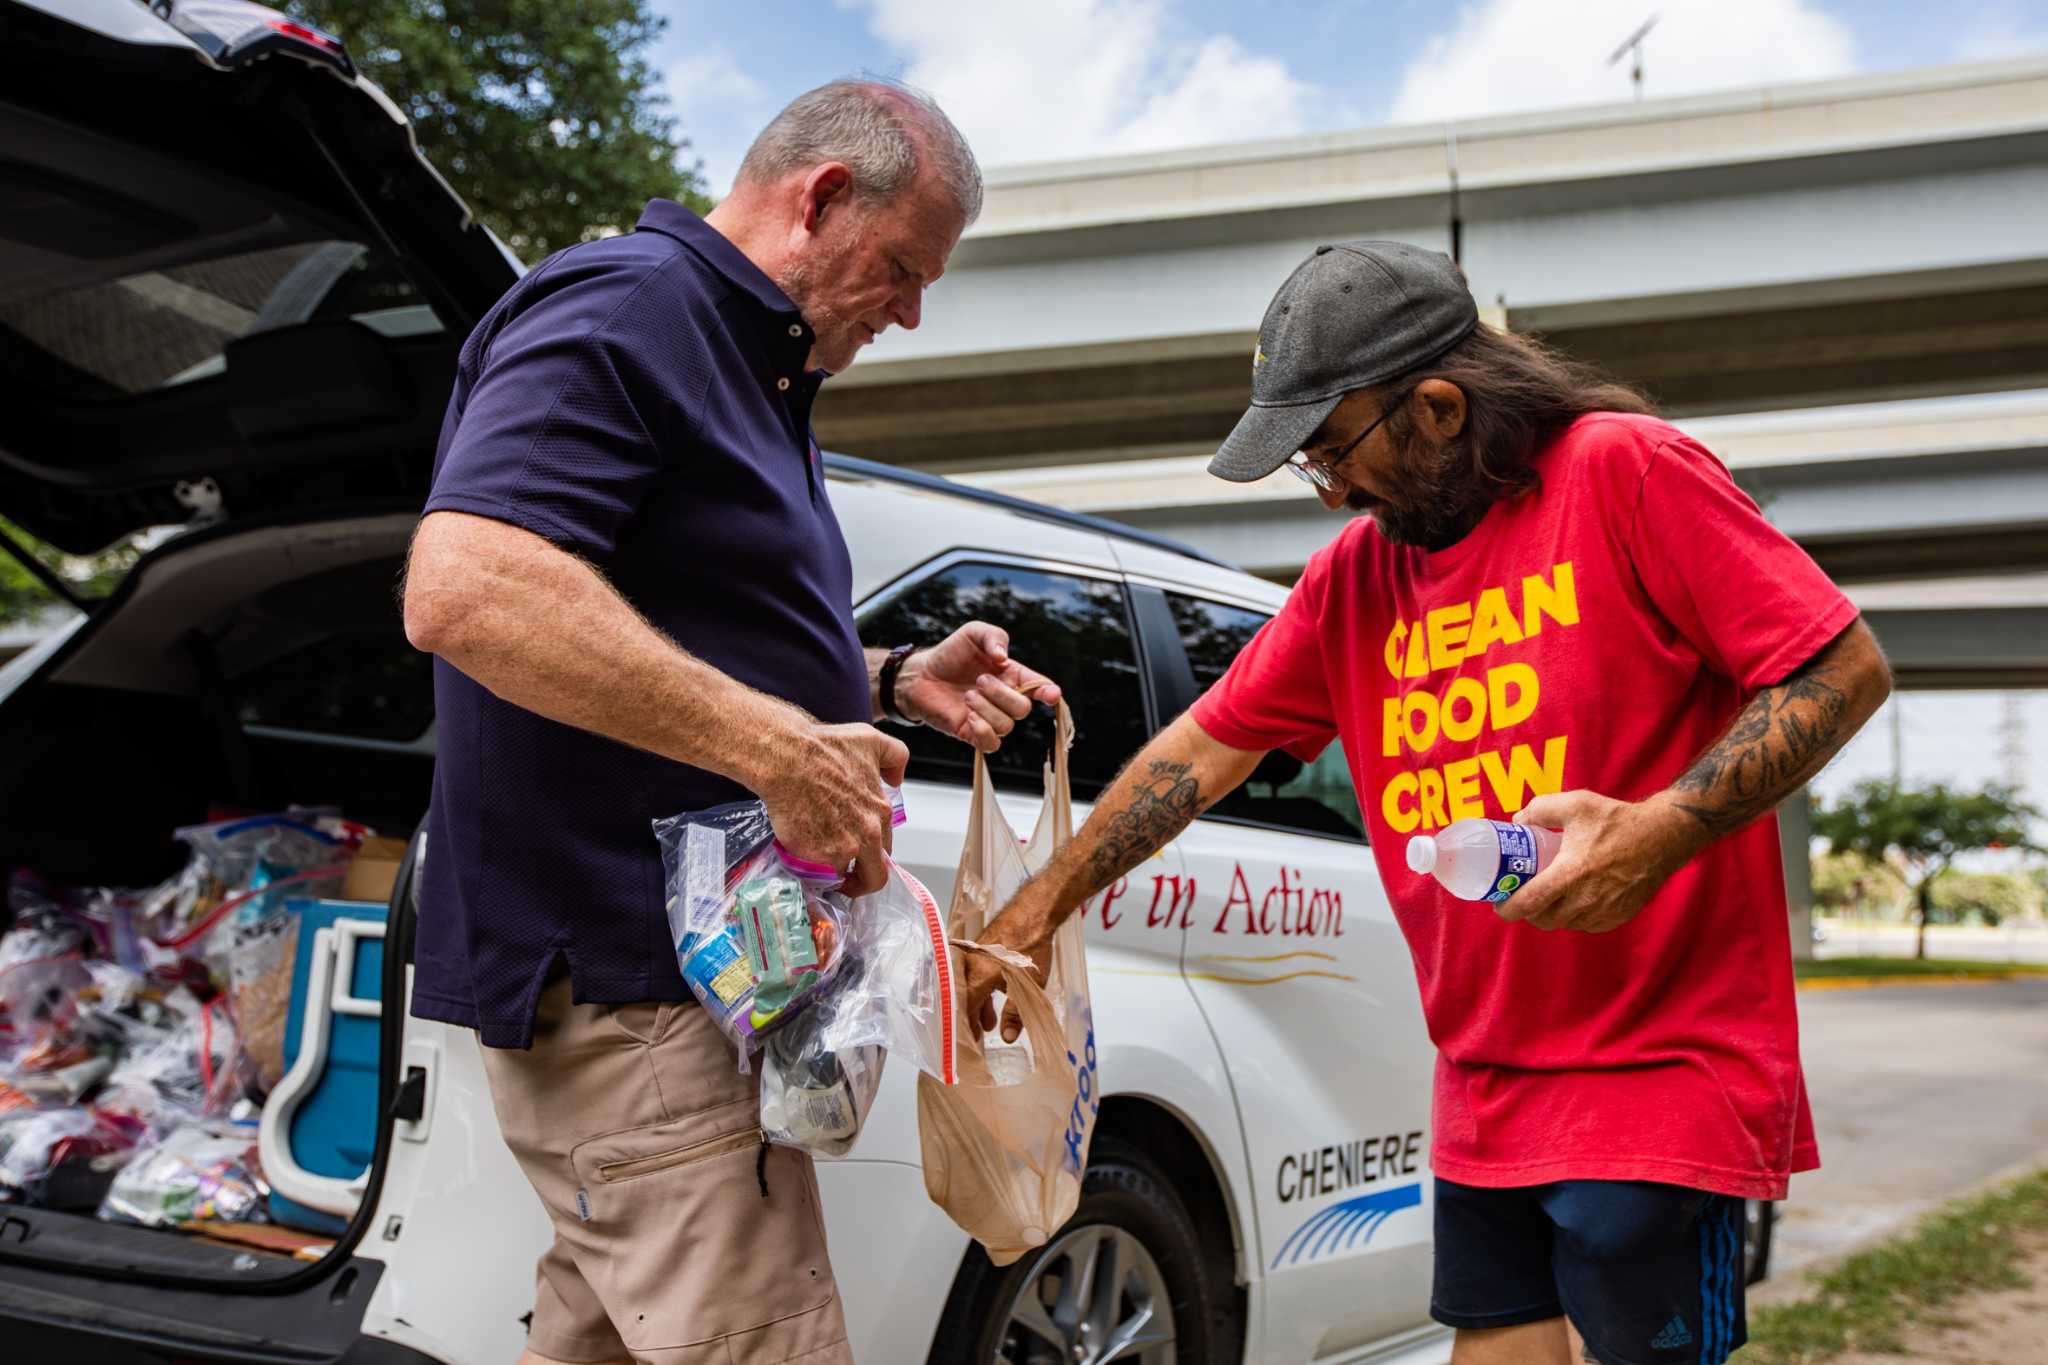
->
[1429, 1178, 1747, 1365]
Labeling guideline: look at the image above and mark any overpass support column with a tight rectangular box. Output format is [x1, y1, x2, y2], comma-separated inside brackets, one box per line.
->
[1780, 790, 1816, 962]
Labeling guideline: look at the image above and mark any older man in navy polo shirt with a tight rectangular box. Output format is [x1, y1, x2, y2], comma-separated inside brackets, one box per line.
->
[402, 81, 1056, 1365]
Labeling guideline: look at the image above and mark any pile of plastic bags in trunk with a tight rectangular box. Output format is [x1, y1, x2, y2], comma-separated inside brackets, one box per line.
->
[0, 811, 372, 1233]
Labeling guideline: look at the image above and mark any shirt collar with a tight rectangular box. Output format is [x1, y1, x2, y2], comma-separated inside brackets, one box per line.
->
[634, 198, 804, 323]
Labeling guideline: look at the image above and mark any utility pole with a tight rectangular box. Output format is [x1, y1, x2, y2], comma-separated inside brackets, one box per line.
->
[1997, 692, 2027, 794]
[1606, 15, 1661, 101]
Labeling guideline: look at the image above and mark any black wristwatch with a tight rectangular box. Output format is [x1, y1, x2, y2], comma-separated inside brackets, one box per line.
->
[879, 643, 919, 725]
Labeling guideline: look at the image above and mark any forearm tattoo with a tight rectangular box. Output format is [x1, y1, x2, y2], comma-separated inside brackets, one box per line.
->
[1083, 759, 1204, 895]
[1671, 656, 1852, 836]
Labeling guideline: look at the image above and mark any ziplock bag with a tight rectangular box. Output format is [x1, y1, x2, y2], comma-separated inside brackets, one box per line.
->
[95, 995, 250, 1128]
[915, 700, 1100, 1266]
[139, 814, 356, 958]
[0, 1106, 145, 1208]
[756, 855, 953, 1156]
[98, 1118, 269, 1227]
[652, 791, 904, 1055]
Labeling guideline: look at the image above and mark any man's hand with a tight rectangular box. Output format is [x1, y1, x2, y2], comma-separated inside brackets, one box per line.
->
[961, 903, 1055, 1043]
[757, 721, 910, 896]
[893, 622, 1062, 753]
[1493, 791, 1705, 933]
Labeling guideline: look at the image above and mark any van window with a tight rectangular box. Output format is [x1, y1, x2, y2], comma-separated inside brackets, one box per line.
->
[0, 240, 435, 399]
[1167, 593, 1366, 842]
[237, 632, 434, 744]
[858, 561, 1147, 799]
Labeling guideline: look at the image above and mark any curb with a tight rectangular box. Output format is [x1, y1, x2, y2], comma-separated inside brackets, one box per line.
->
[1795, 972, 2030, 992]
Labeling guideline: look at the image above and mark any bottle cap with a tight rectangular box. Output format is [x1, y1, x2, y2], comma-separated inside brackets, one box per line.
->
[1405, 835, 1437, 874]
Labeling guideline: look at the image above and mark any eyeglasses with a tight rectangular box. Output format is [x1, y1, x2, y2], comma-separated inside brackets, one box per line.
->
[1286, 391, 1408, 493]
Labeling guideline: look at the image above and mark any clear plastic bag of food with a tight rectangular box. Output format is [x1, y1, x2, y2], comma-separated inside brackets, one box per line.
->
[97, 1118, 268, 1227]
[95, 995, 250, 1126]
[0, 1106, 146, 1208]
[0, 953, 115, 1112]
[652, 795, 902, 1054]
[755, 854, 955, 1156]
[759, 1016, 885, 1159]
[225, 911, 301, 1092]
[139, 814, 357, 955]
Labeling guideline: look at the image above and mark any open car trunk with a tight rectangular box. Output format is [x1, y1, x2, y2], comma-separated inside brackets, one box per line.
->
[0, 3, 516, 1354]
[0, 515, 438, 1359]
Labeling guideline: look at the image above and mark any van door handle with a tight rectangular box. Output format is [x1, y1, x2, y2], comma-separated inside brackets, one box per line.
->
[389, 1066, 428, 1124]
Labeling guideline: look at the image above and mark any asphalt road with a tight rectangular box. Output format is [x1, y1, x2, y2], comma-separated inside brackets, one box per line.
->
[1773, 977, 2048, 1275]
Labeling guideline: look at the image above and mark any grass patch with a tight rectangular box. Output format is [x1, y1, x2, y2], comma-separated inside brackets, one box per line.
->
[1794, 955, 2048, 979]
[1735, 1169, 2048, 1362]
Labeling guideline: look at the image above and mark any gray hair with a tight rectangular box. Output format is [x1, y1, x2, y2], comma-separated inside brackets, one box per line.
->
[736, 78, 983, 225]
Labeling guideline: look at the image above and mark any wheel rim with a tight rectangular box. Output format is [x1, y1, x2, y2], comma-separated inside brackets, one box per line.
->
[993, 1223, 1177, 1365]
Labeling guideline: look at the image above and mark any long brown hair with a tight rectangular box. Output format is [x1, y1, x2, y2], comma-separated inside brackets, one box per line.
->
[1380, 323, 1655, 503]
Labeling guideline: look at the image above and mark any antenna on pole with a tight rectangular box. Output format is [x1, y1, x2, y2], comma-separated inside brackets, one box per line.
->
[1606, 14, 1661, 101]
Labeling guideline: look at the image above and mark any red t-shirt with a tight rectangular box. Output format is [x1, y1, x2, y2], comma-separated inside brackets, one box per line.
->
[1192, 412, 1855, 1200]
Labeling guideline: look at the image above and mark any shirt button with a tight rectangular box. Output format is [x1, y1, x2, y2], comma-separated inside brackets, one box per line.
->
[788, 324, 804, 337]
[776, 377, 791, 391]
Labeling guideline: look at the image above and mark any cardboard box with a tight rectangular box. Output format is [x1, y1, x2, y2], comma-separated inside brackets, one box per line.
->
[340, 836, 409, 904]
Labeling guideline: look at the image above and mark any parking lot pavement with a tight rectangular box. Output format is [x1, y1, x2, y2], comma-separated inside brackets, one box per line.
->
[1775, 977, 2048, 1275]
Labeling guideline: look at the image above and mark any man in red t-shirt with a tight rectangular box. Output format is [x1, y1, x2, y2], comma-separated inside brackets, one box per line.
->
[963, 241, 1892, 1365]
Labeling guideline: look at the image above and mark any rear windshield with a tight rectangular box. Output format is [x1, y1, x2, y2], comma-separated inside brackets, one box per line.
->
[0, 240, 439, 398]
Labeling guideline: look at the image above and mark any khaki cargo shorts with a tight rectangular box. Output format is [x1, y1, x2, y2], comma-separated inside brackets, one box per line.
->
[478, 975, 852, 1364]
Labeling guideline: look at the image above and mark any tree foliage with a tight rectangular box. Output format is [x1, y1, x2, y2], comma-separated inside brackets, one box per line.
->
[1814, 780, 2042, 956]
[288, 0, 712, 260]
[1929, 871, 2039, 928]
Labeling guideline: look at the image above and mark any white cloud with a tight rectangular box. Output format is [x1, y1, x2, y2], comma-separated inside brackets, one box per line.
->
[847, 0, 1323, 168]
[666, 49, 766, 106]
[1388, 0, 1857, 125]
[662, 48, 771, 195]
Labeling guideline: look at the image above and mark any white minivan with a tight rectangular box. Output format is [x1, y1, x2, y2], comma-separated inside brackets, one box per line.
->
[0, 4, 1767, 1361]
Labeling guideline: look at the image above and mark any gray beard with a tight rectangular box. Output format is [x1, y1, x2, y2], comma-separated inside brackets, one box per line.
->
[1352, 439, 1489, 549]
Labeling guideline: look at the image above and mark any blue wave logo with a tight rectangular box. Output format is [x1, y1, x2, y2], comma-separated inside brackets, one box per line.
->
[1271, 1182, 1422, 1268]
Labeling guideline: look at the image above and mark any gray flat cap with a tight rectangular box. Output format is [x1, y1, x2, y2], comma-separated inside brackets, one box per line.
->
[1210, 240, 1478, 483]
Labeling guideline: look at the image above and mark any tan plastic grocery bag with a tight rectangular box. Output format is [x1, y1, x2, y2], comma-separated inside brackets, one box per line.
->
[916, 700, 1099, 1266]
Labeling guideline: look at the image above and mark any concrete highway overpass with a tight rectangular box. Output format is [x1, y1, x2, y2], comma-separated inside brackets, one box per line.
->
[815, 57, 2048, 599]
[820, 57, 2048, 459]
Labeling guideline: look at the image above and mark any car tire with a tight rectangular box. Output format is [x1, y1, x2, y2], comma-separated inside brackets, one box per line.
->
[927, 1136, 1234, 1365]
[1742, 1199, 1775, 1285]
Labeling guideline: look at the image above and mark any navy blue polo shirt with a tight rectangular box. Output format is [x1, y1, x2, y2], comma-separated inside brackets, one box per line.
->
[413, 200, 871, 1049]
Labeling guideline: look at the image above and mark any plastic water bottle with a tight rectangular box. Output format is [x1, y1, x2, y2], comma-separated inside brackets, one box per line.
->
[1406, 818, 1562, 904]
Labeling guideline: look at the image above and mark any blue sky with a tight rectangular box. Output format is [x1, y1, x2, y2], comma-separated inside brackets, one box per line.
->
[650, 0, 2048, 194]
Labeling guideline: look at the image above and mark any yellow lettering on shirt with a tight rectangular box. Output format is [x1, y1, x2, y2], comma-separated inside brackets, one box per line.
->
[1466, 586, 1523, 656]
[1521, 561, 1578, 637]
[1477, 736, 1569, 816]
[1371, 561, 1580, 832]
[1424, 602, 1473, 673]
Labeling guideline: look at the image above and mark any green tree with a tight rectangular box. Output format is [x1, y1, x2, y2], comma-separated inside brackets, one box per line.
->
[1928, 871, 2038, 928]
[288, 0, 712, 260]
[1811, 848, 1905, 919]
[1813, 780, 2042, 959]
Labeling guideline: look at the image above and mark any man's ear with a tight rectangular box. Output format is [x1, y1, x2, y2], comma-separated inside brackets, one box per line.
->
[798, 162, 855, 236]
[1413, 377, 1468, 441]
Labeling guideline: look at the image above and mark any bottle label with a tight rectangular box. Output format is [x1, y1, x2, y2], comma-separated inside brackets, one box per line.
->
[1482, 823, 1541, 904]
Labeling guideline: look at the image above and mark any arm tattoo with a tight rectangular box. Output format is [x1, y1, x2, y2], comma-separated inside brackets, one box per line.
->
[1083, 759, 1204, 895]
[1671, 656, 1852, 837]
